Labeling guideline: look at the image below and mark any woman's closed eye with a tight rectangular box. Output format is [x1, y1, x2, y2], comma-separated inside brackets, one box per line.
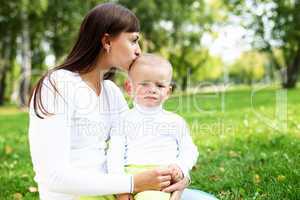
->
[132, 36, 139, 44]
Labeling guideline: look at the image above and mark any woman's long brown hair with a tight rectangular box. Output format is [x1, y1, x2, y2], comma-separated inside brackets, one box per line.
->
[29, 3, 140, 119]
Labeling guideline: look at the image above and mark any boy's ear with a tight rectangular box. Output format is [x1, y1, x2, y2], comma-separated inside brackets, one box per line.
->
[167, 86, 173, 96]
[124, 79, 132, 95]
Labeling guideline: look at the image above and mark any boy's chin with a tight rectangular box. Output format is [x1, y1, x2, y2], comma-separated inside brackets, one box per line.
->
[141, 100, 161, 107]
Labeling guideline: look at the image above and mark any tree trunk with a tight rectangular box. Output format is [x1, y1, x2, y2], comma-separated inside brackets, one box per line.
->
[0, 71, 7, 105]
[19, 10, 32, 107]
[181, 75, 188, 91]
[181, 66, 191, 91]
[0, 36, 12, 105]
[282, 48, 300, 89]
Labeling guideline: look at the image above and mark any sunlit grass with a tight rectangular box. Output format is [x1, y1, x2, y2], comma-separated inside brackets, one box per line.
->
[0, 88, 299, 199]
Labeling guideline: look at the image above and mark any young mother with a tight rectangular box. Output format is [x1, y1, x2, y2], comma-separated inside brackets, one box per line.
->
[28, 3, 217, 200]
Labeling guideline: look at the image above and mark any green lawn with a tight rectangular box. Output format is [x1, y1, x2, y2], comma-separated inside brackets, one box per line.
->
[0, 88, 299, 200]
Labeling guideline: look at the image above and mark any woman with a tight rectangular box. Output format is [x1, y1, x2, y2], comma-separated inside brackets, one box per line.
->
[28, 3, 217, 200]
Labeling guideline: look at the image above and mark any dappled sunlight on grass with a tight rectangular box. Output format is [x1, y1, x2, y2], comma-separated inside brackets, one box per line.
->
[0, 88, 299, 199]
[0, 106, 28, 116]
[166, 88, 299, 199]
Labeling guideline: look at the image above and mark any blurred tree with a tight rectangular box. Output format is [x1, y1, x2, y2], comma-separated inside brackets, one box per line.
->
[0, 0, 99, 106]
[229, 51, 267, 84]
[224, 0, 300, 88]
[119, 0, 225, 90]
[0, 1, 20, 105]
[0, 0, 229, 106]
[196, 54, 223, 82]
[44, 0, 101, 62]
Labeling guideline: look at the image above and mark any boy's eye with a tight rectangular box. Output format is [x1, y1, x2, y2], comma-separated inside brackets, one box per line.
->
[140, 82, 149, 86]
[155, 83, 167, 88]
[156, 83, 166, 88]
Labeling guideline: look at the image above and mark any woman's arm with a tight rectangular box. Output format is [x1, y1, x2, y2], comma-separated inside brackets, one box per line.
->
[29, 72, 133, 195]
[107, 113, 126, 174]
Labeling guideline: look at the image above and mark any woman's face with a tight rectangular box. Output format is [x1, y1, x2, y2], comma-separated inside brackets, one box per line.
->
[109, 32, 141, 71]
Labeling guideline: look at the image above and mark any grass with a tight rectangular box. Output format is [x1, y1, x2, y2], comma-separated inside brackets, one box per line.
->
[0, 88, 299, 200]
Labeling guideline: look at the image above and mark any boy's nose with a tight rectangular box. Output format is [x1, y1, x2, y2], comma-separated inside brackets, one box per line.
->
[149, 90, 156, 94]
[148, 86, 158, 94]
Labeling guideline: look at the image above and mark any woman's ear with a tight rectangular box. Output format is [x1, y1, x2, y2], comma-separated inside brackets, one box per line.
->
[101, 33, 111, 52]
[124, 79, 132, 96]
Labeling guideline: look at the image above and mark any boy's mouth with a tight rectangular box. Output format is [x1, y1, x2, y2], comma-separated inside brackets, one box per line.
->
[144, 96, 158, 100]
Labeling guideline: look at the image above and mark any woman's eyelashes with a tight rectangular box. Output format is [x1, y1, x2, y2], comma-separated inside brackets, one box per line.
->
[131, 36, 139, 44]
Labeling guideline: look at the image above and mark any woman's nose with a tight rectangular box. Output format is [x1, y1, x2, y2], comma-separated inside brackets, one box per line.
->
[135, 44, 141, 57]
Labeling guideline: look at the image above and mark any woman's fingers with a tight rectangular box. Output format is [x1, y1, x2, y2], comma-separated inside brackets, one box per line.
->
[156, 168, 172, 176]
[159, 175, 172, 182]
[160, 180, 171, 188]
[133, 168, 173, 192]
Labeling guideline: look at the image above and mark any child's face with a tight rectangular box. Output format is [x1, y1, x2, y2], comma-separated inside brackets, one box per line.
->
[128, 63, 172, 107]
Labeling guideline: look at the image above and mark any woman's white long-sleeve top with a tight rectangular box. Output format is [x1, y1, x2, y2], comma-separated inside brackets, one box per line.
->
[28, 69, 132, 200]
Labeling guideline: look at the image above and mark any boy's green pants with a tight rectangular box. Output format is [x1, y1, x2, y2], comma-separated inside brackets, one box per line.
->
[80, 165, 170, 200]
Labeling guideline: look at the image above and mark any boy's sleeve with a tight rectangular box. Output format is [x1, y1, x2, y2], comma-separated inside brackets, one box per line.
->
[175, 118, 199, 179]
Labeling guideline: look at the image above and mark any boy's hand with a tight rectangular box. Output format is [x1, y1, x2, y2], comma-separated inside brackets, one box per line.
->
[170, 190, 183, 200]
[168, 164, 184, 183]
[117, 193, 134, 200]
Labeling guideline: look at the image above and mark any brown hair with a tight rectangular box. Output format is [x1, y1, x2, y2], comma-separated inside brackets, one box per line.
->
[30, 3, 140, 118]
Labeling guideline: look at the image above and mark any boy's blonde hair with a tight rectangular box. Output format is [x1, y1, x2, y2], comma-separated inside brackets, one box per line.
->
[129, 53, 173, 81]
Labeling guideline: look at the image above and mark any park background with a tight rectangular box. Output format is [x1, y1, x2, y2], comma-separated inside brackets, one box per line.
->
[0, 0, 299, 199]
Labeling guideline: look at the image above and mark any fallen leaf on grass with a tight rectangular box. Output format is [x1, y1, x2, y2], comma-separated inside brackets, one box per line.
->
[229, 150, 239, 158]
[5, 145, 13, 154]
[28, 186, 38, 193]
[253, 174, 261, 184]
[13, 193, 23, 200]
[277, 175, 286, 182]
[208, 175, 220, 181]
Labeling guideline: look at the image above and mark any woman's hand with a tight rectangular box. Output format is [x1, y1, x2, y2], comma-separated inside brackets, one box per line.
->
[133, 168, 172, 192]
[117, 193, 134, 200]
[162, 176, 189, 193]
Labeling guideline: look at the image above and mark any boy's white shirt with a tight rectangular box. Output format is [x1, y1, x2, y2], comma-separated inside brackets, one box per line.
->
[107, 101, 199, 178]
[28, 69, 133, 200]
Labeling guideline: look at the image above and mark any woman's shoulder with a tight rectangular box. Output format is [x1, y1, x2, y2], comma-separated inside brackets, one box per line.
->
[103, 80, 128, 110]
[42, 69, 80, 91]
[103, 79, 120, 91]
[48, 69, 79, 82]
[103, 80, 125, 96]
[39, 69, 80, 98]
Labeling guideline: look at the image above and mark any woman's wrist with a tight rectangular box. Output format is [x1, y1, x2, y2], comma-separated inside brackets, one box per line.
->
[132, 174, 141, 193]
